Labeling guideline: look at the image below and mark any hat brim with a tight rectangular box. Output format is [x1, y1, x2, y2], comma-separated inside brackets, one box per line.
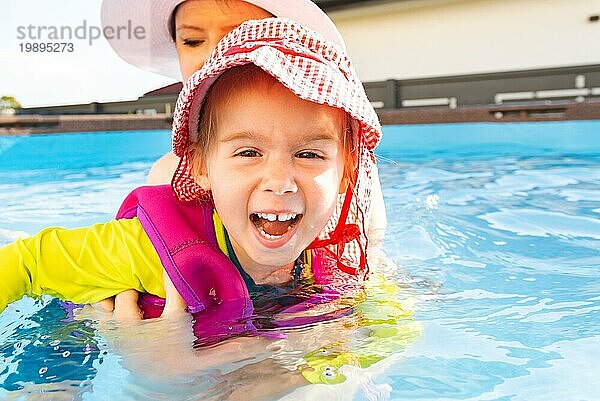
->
[100, 0, 345, 80]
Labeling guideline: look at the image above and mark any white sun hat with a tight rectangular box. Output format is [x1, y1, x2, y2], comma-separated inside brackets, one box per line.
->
[100, 0, 345, 80]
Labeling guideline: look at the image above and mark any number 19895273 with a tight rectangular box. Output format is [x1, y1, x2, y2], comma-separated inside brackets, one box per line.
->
[19, 42, 74, 52]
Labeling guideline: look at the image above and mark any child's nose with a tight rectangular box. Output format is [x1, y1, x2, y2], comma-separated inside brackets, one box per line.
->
[260, 158, 298, 195]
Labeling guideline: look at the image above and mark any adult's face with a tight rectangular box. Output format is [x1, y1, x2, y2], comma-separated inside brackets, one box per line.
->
[174, 0, 272, 80]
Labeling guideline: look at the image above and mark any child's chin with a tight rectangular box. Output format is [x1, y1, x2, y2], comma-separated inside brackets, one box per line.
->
[248, 225, 313, 266]
[249, 247, 302, 269]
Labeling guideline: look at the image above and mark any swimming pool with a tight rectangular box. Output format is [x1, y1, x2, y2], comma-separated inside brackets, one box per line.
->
[1, 121, 599, 400]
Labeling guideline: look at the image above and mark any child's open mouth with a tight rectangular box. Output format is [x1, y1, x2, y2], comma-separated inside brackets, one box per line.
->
[250, 212, 303, 240]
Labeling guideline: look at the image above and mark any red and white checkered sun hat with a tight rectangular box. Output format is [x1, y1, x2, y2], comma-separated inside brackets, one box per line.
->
[172, 18, 382, 274]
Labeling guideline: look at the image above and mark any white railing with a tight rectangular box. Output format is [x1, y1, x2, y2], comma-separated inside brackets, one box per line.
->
[401, 97, 457, 109]
[495, 75, 599, 104]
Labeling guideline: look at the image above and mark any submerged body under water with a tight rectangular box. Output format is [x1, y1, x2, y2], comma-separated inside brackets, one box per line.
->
[1, 121, 599, 400]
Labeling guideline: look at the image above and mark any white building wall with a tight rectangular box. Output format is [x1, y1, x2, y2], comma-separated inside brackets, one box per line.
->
[328, 0, 600, 82]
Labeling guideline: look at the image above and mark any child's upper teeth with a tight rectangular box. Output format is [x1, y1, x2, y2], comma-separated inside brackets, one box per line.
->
[256, 212, 297, 222]
[280, 213, 297, 221]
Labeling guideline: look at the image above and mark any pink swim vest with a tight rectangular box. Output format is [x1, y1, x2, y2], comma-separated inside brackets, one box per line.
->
[116, 186, 359, 342]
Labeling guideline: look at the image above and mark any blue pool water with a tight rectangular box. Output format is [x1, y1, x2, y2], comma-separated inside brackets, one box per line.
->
[1, 121, 599, 400]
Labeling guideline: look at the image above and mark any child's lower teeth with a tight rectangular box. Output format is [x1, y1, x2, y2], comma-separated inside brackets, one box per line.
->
[258, 226, 284, 239]
[252, 214, 297, 239]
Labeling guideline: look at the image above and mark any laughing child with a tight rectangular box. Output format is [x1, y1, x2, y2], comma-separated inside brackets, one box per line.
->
[98, 0, 388, 317]
[0, 19, 416, 386]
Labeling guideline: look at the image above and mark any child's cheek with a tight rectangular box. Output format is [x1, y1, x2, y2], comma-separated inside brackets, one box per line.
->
[313, 169, 343, 206]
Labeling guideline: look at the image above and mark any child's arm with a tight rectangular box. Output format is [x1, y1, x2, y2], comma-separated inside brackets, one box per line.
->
[0, 218, 165, 312]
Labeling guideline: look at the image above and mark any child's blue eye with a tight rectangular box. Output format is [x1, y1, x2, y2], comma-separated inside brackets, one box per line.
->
[296, 151, 323, 159]
[235, 149, 261, 157]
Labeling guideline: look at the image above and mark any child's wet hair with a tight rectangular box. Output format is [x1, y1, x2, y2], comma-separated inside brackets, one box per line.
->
[188, 64, 357, 189]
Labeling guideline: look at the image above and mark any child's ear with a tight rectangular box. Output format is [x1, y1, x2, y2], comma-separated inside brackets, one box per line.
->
[192, 162, 211, 191]
[195, 172, 211, 191]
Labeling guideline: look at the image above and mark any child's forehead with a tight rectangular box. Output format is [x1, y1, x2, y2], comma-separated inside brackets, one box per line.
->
[214, 80, 346, 136]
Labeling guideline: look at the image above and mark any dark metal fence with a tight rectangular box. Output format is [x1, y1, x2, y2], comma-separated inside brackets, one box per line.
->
[364, 64, 600, 110]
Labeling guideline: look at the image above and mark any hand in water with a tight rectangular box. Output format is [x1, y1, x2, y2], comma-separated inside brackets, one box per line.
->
[91, 270, 187, 320]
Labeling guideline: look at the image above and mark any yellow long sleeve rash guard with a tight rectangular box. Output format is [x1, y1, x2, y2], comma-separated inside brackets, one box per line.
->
[0, 218, 165, 311]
